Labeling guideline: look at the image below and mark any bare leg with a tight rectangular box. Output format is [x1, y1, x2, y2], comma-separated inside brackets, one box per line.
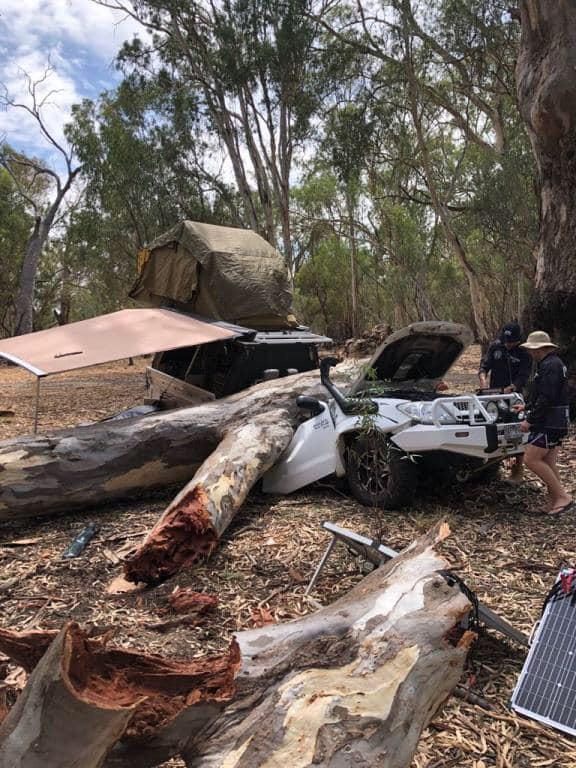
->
[543, 447, 561, 482]
[524, 445, 572, 512]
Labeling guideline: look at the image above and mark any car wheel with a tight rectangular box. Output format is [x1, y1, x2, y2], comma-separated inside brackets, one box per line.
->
[346, 433, 418, 509]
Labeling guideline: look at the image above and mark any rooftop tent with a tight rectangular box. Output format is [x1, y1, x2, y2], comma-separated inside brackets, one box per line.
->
[129, 221, 297, 330]
[0, 308, 243, 377]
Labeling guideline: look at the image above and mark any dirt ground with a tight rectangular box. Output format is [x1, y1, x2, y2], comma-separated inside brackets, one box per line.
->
[1, 347, 576, 767]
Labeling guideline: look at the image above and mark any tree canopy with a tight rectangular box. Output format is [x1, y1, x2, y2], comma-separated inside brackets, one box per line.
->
[0, 0, 546, 343]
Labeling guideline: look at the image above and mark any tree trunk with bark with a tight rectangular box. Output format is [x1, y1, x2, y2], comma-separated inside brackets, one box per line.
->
[13, 218, 45, 336]
[123, 410, 294, 585]
[0, 523, 474, 768]
[516, 1, 576, 393]
[0, 365, 355, 523]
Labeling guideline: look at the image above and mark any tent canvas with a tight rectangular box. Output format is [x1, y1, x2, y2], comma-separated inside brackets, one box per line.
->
[129, 221, 295, 329]
[0, 308, 242, 377]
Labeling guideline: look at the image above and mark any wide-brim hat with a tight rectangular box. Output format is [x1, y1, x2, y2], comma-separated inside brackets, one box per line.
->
[520, 331, 558, 350]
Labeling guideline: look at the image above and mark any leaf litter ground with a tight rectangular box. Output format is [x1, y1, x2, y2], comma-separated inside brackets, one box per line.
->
[1, 349, 576, 767]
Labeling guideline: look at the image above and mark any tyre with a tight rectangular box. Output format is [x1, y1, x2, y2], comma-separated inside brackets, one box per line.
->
[346, 433, 418, 509]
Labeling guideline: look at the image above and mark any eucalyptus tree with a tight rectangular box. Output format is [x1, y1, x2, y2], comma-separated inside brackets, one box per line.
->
[96, 0, 330, 274]
[0, 167, 33, 336]
[0, 69, 80, 335]
[516, 1, 576, 382]
[315, 0, 527, 343]
[68, 74, 238, 259]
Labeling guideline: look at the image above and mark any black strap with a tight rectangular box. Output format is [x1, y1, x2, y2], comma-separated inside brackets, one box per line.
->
[439, 570, 480, 632]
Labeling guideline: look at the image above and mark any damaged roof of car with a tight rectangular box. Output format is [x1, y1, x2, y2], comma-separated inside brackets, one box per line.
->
[350, 321, 474, 393]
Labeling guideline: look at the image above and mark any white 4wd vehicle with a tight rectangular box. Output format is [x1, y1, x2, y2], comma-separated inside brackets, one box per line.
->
[263, 322, 527, 508]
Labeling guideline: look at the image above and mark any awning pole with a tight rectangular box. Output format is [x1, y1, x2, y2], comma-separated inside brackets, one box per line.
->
[33, 377, 40, 434]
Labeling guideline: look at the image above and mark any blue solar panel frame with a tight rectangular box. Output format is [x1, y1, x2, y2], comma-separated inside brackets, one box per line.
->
[511, 573, 576, 736]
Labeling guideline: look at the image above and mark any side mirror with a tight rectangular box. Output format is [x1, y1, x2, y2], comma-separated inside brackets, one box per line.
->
[296, 395, 324, 417]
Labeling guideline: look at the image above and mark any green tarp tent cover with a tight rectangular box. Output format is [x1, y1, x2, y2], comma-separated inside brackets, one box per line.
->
[129, 221, 296, 329]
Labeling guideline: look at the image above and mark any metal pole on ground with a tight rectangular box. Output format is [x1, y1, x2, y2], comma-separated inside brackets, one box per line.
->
[33, 376, 40, 434]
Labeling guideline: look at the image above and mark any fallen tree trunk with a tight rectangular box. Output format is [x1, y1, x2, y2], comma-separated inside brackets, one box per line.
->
[0, 623, 239, 768]
[123, 409, 294, 585]
[0, 366, 354, 522]
[0, 524, 474, 768]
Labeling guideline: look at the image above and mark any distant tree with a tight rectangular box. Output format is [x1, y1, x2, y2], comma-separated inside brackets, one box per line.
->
[0, 167, 33, 336]
[67, 74, 241, 303]
[96, 0, 330, 273]
[0, 67, 80, 335]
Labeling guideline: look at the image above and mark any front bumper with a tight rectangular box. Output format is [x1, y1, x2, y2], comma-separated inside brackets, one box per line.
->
[391, 421, 526, 458]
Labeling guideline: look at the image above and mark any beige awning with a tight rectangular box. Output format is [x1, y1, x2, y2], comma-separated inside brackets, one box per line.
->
[0, 308, 243, 377]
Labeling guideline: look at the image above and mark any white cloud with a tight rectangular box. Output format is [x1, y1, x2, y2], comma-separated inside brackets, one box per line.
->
[0, 0, 144, 167]
[0, 0, 142, 62]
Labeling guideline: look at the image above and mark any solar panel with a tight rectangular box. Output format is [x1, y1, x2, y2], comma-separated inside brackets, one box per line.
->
[511, 570, 576, 736]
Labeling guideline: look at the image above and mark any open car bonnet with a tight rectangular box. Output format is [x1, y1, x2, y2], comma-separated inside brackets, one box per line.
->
[350, 321, 474, 394]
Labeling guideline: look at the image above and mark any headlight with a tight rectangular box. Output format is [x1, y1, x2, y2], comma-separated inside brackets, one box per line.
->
[397, 402, 455, 424]
[485, 401, 499, 421]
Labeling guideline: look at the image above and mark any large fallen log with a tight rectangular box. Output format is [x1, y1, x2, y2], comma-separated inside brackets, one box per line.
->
[0, 524, 474, 768]
[0, 365, 355, 522]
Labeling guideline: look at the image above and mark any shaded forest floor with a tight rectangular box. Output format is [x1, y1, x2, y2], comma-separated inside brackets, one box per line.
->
[1, 348, 576, 767]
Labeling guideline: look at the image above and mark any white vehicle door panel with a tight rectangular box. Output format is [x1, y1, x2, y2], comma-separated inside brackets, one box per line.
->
[262, 403, 341, 494]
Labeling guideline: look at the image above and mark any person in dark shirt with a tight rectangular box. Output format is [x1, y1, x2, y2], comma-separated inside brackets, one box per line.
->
[478, 322, 532, 393]
[479, 322, 532, 481]
[515, 331, 572, 515]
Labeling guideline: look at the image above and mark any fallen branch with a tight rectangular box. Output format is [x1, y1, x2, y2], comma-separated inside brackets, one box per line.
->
[123, 410, 293, 584]
[0, 523, 474, 768]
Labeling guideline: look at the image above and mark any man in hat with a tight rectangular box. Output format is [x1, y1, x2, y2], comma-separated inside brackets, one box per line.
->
[479, 322, 532, 481]
[516, 331, 572, 515]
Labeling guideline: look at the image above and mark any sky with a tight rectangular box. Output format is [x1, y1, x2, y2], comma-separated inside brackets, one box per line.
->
[0, 0, 143, 168]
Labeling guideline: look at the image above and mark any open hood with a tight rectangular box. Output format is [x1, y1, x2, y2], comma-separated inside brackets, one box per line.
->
[350, 321, 473, 394]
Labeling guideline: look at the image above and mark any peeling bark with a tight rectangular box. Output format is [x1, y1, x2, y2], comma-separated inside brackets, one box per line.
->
[0, 624, 239, 768]
[123, 410, 294, 585]
[516, 1, 576, 394]
[0, 365, 356, 522]
[0, 523, 473, 768]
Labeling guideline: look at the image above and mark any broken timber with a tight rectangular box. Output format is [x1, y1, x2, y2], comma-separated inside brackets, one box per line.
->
[0, 523, 474, 768]
[0, 365, 356, 523]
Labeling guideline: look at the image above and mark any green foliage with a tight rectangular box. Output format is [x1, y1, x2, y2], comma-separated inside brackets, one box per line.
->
[0, 167, 33, 335]
[0, 0, 540, 342]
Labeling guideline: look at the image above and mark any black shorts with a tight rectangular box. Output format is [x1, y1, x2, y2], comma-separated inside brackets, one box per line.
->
[527, 431, 566, 449]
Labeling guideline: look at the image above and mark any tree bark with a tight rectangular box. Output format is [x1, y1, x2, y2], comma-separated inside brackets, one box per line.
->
[0, 523, 473, 768]
[123, 410, 294, 585]
[0, 626, 136, 768]
[12, 168, 79, 337]
[0, 365, 355, 522]
[516, 1, 576, 392]
[0, 623, 239, 768]
[13, 218, 44, 336]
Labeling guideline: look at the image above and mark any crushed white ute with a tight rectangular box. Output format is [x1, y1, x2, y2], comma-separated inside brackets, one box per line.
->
[263, 321, 527, 508]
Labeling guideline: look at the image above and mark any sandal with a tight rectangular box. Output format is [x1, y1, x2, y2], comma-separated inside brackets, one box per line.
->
[546, 500, 575, 517]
